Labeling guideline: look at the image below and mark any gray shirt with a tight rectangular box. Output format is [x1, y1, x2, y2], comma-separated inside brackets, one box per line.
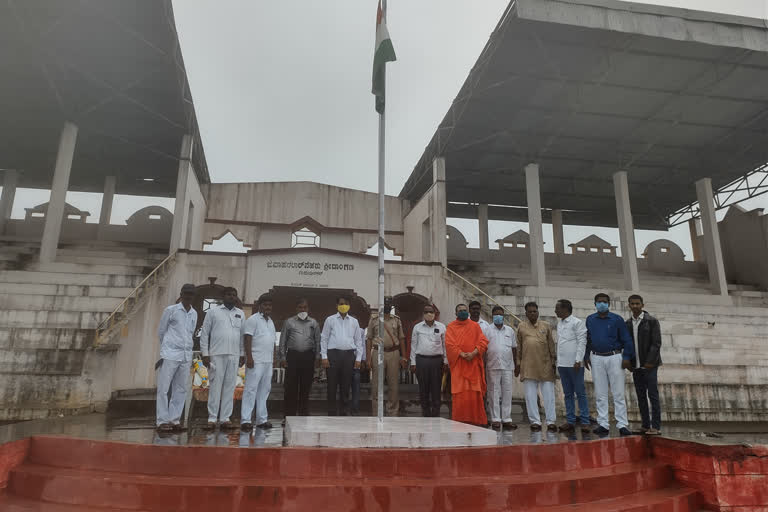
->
[278, 315, 321, 362]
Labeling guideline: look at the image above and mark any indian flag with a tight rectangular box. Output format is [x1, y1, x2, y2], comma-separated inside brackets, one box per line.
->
[372, 0, 396, 114]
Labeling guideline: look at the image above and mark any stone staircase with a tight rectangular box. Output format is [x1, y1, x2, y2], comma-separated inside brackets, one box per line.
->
[452, 264, 768, 423]
[0, 435, 702, 511]
[0, 241, 168, 421]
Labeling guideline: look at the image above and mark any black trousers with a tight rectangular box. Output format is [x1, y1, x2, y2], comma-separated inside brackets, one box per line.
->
[327, 349, 355, 416]
[284, 349, 316, 417]
[416, 354, 443, 417]
[632, 367, 661, 430]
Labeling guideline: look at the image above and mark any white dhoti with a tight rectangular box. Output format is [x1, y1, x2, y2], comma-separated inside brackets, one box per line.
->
[241, 362, 273, 425]
[207, 354, 239, 423]
[591, 353, 628, 429]
[524, 379, 556, 426]
[156, 359, 190, 426]
[486, 369, 514, 423]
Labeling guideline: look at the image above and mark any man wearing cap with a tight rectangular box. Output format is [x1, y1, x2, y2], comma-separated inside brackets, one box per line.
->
[366, 297, 407, 416]
[155, 284, 197, 432]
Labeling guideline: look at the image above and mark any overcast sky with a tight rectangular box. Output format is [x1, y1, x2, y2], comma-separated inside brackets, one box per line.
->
[7, 0, 768, 258]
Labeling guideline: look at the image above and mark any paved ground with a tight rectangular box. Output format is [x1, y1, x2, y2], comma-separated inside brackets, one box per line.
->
[1, 409, 766, 449]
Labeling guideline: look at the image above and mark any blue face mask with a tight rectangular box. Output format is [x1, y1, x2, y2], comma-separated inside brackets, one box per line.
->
[493, 315, 504, 325]
[595, 302, 610, 314]
[457, 310, 469, 321]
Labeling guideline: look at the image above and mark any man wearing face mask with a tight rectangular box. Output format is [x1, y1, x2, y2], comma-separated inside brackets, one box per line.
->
[321, 296, 363, 416]
[516, 302, 557, 432]
[485, 306, 518, 430]
[241, 294, 276, 431]
[199, 287, 244, 430]
[410, 305, 448, 417]
[278, 298, 321, 418]
[366, 297, 407, 417]
[446, 303, 489, 426]
[585, 293, 634, 436]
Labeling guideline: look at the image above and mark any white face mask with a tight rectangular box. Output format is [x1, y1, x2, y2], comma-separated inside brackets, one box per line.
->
[297, 312, 308, 320]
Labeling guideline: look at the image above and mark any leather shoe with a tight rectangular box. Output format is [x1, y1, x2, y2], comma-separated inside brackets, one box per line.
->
[547, 424, 558, 432]
[257, 422, 273, 429]
[593, 425, 610, 435]
[502, 422, 517, 431]
[619, 427, 633, 436]
[529, 423, 542, 431]
[558, 423, 575, 432]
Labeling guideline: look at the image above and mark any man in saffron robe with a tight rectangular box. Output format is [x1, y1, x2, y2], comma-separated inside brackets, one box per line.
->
[446, 303, 489, 426]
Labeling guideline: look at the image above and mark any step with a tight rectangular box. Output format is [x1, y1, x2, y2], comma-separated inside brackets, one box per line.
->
[0, 271, 145, 288]
[0, 295, 122, 313]
[26, 262, 151, 275]
[0, 283, 135, 298]
[0, 328, 93, 351]
[54, 255, 165, 267]
[528, 486, 701, 511]
[0, 348, 86, 375]
[25, 436, 649, 477]
[0, 310, 102, 330]
[0, 495, 122, 512]
[8, 460, 672, 511]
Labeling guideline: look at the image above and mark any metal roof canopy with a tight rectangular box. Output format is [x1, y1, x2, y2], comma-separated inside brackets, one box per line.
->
[400, 0, 768, 230]
[0, 0, 209, 198]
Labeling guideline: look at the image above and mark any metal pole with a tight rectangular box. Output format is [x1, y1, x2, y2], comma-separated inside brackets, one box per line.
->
[376, 0, 388, 423]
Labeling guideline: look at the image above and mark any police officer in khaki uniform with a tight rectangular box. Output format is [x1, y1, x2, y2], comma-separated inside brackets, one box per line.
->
[366, 297, 407, 416]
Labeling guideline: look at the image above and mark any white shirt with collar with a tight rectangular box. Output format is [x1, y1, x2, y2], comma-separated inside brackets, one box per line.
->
[475, 318, 490, 332]
[556, 314, 588, 367]
[200, 304, 245, 357]
[484, 323, 517, 371]
[242, 312, 277, 364]
[157, 303, 197, 362]
[410, 320, 447, 366]
[321, 313, 363, 362]
[631, 312, 646, 369]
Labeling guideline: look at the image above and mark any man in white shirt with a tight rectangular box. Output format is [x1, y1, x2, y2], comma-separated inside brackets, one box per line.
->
[409, 304, 447, 417]
[555, 299, 590, 433]
[484, 305, 518, 430]
[321, 296, 363, 416]
[155, 284, 198, 432]
[200, 287, 244, 430]
[241, 294, 276, 431]
[469, 300, 490, 332]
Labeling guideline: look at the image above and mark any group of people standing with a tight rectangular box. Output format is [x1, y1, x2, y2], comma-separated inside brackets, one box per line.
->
[155, 284, 662, 436]
[443, 294, 662, 436]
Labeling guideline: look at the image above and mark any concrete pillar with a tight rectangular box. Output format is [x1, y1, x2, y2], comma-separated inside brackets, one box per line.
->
[98, 176, 116, 226]
[613, 171, 640, 291]
[688, 218, 702, 262]
[431, 157, 447, 266]
[170, 135, 193, 254]
[696, 178, 728, 295]
[552, 208, 565, 254]
[478, 203, 489, 250]
[0, 170, 18, 235]
[39, 122, 78, 263]
[525, 163, 546, 287]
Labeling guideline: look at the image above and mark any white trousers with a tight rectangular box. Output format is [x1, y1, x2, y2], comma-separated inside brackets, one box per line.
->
[241, 362, 273, 425]
[592, 353, 628, 429]
[156, 359, 190, 426]
[524, 379, 556, 426]
[486, 369, 514, 423]
[207, 354, 239, 423]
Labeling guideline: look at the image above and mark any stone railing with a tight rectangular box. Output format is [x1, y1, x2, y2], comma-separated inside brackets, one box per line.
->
[444, 267, 522, 326]
[95, 252, 177, 346]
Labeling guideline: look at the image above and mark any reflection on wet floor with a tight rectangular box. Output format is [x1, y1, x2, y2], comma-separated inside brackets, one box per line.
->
[1, 411, 766, 448]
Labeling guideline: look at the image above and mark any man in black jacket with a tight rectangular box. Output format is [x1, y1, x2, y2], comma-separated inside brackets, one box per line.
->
[626, 295, 662, 435]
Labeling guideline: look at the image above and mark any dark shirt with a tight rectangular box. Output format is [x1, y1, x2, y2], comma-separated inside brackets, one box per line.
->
[586, 312, 634, 361]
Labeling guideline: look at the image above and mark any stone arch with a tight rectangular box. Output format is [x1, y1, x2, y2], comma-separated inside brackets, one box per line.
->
[643, 239, 686, 272]
[266, 285, 371, 332]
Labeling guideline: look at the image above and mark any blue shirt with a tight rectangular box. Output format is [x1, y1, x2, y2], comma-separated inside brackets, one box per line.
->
[586, 312, 634, 361]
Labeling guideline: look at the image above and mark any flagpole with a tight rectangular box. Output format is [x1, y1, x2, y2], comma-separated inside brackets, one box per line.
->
[376, 0, 387, 425]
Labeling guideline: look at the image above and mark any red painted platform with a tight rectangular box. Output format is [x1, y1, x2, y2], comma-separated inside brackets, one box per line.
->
[0, 435, 705, 511]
